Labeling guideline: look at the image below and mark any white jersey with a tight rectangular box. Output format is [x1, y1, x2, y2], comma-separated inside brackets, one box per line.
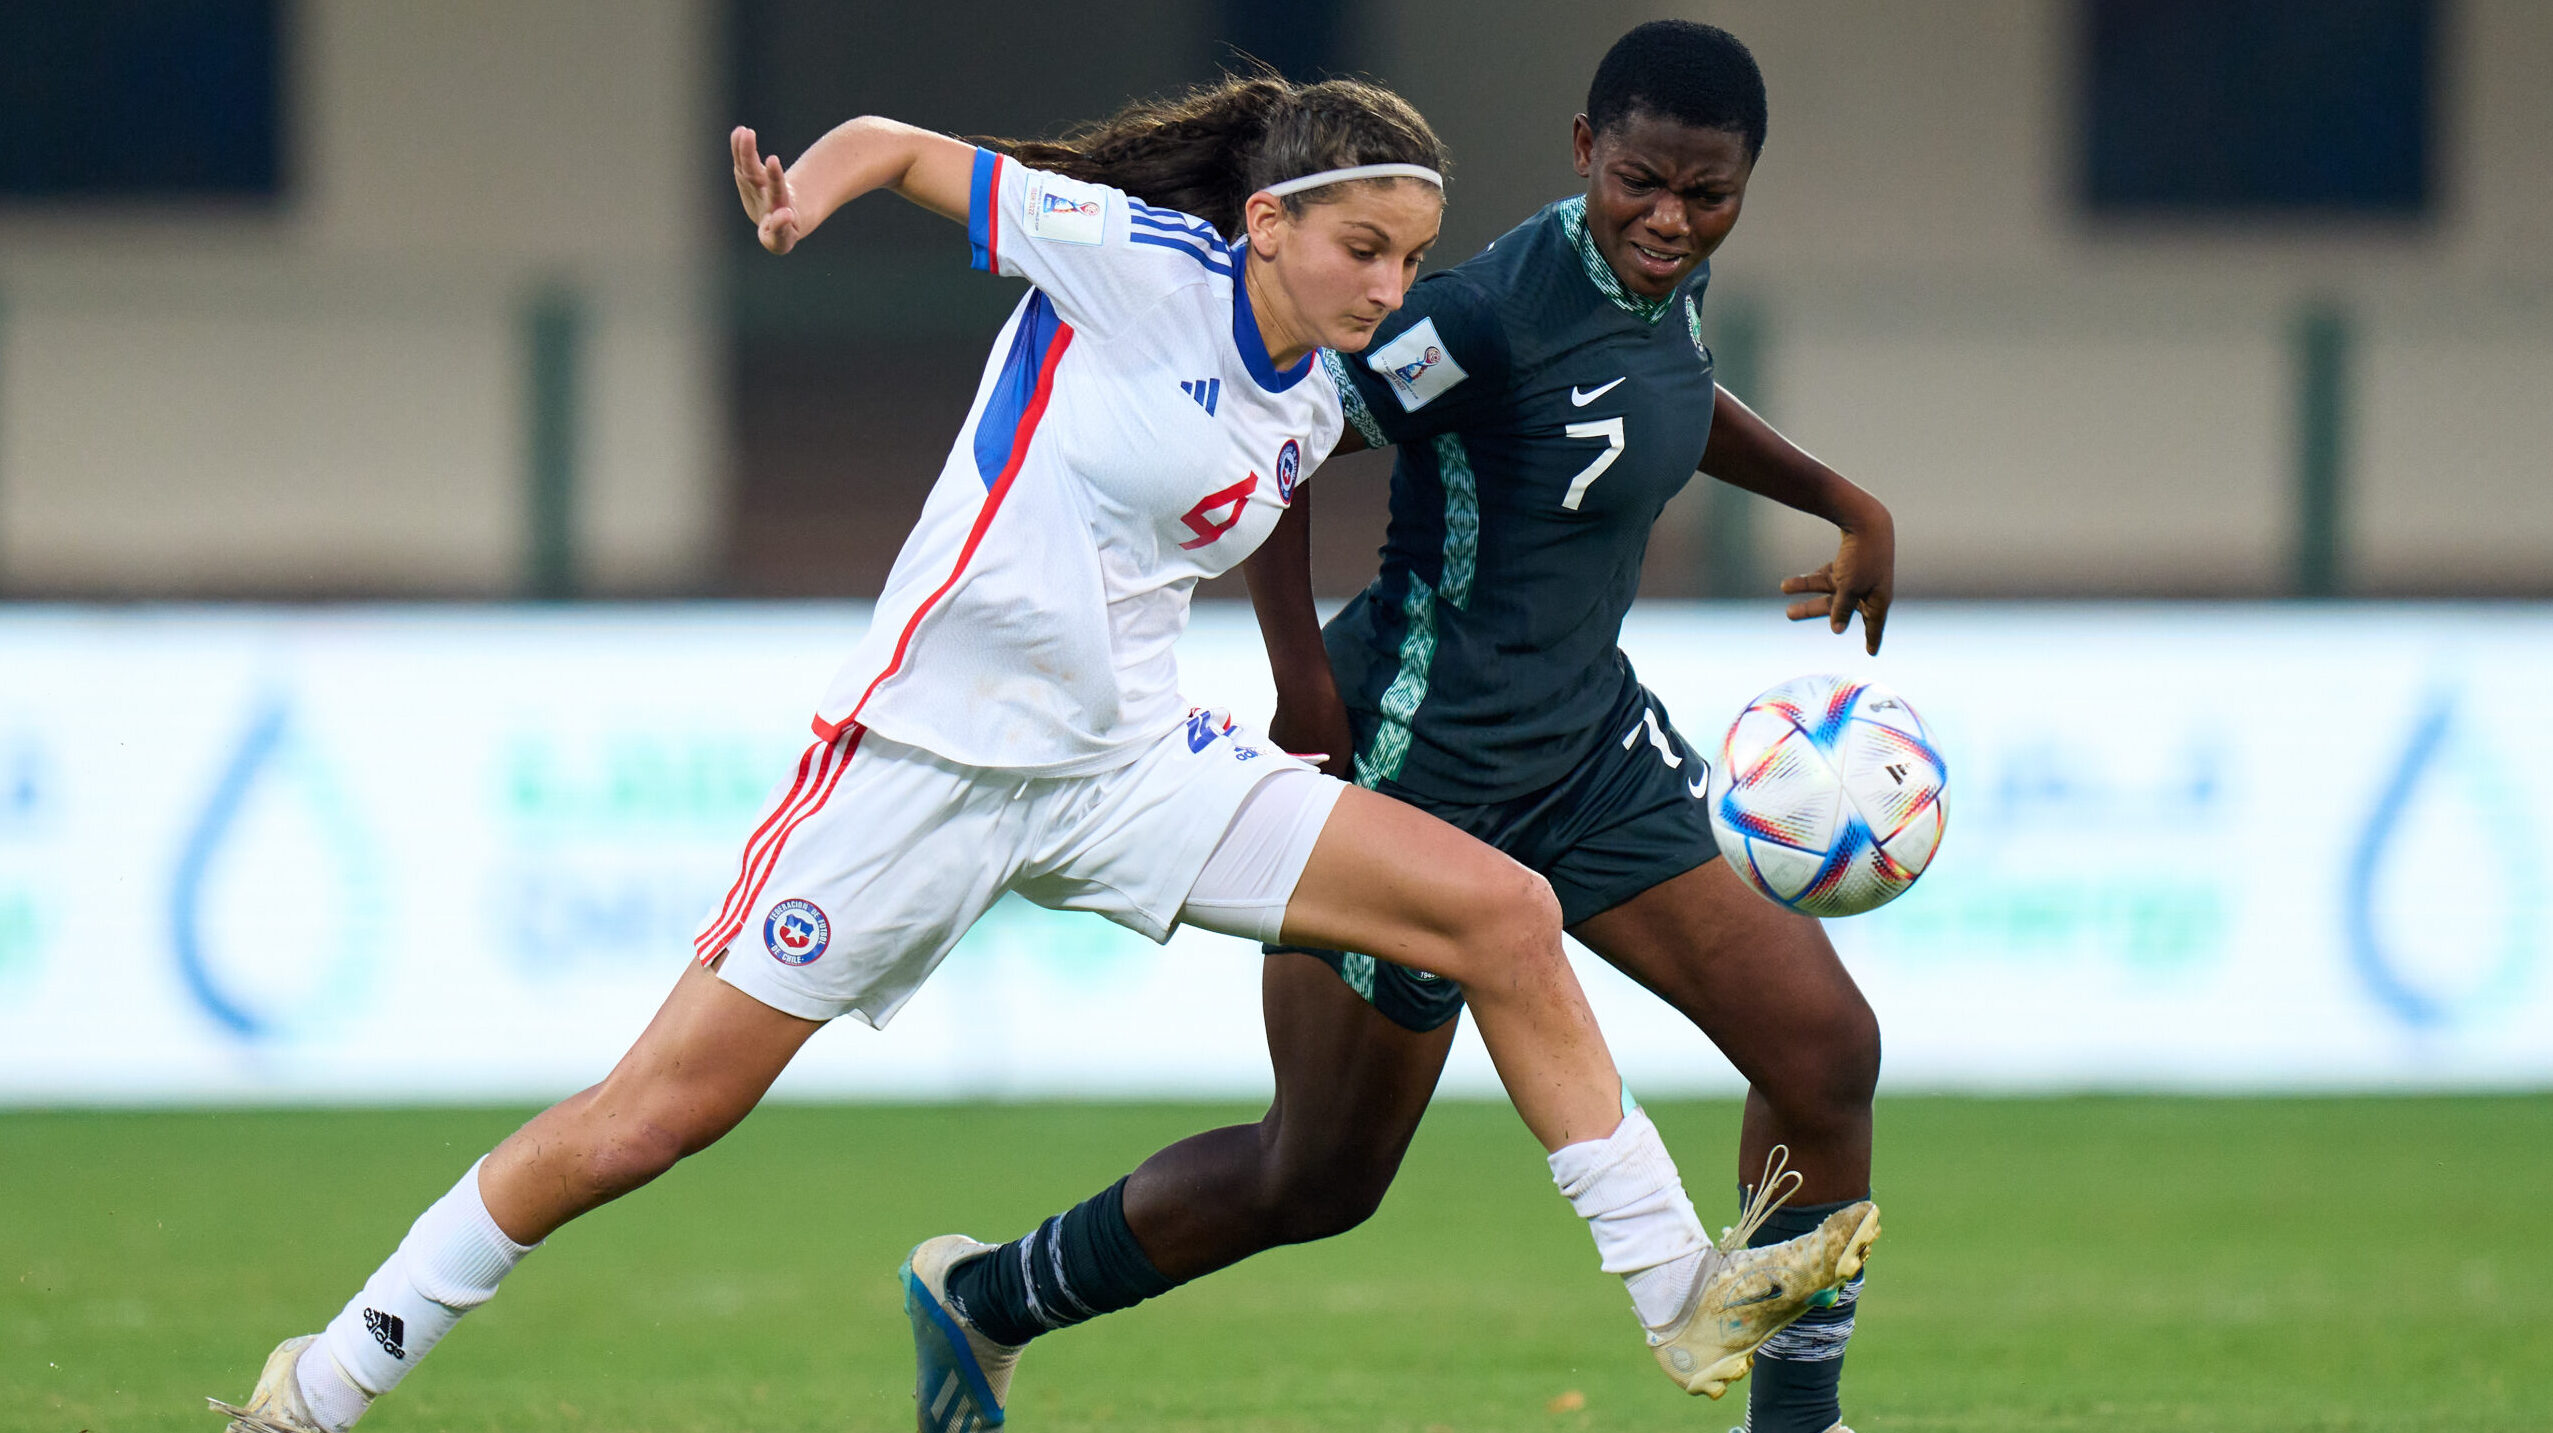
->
[813, 149, 1347, 773]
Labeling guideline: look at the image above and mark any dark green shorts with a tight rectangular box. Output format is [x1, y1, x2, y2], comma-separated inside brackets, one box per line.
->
[1270, 682, 1721, 1033]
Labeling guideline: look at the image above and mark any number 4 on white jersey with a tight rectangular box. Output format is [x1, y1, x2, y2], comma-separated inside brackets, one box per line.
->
[1561, 416, 1624, 511]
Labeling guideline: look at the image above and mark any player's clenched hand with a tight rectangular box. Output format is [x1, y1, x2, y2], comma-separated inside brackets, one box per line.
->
[1270, 697, 1356, 783]
[732, 126, 802, 254]
[1781, 502, 1895, 655]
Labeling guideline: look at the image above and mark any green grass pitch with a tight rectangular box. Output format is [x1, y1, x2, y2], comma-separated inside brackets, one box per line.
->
[7, 1096, 2550, 1432]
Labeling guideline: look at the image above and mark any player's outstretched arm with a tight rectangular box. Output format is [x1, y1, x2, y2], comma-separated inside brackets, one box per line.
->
[730, 117, 975, 254]
[1699, 385, 1896, 654]
[1242, 492, 1355, 779]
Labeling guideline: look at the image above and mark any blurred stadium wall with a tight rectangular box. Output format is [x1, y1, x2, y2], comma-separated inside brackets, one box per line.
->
[0, 1, 724, 597]
[0, 1, 2546, 600]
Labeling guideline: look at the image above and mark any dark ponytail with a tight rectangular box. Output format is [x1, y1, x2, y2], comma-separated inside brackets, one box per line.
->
[974, 73, 1446, 237]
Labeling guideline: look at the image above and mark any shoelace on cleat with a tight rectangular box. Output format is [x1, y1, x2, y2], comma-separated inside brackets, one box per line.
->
[1718, 1144, 1806, 1254]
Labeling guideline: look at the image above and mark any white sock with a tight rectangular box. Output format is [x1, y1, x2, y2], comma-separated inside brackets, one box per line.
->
[312, 1158, 538, 1424]
[1548, 1107, 1709, 1331]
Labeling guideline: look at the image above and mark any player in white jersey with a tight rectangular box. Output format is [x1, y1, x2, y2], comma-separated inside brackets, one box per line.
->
[210, 76, 1872, 1433]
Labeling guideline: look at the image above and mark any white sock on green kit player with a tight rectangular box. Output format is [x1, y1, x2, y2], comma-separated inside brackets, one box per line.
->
[1546, 1105, 1710, 1330]
[295, 1158, 537, 1430]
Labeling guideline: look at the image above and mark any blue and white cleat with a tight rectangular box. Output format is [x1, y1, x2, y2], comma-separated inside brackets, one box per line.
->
[902, 1235, 1024, 1433]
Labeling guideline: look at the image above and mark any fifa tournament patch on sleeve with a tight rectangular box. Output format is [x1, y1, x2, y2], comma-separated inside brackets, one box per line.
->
[1023, 172, 1108, 246]
[1366, 317, 1469, 412]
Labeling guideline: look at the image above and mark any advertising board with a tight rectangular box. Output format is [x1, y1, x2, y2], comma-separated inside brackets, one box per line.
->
[0, 604, 2542, 1101]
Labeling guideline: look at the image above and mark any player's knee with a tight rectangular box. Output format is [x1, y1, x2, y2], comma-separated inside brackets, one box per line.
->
[1266, 1174, 1390, 1244]
[1827, 997, 1881, 1110]
[1443, 865, 1564, 998]
[1517, 867, 1565, 937]
[1762, 999, 1880, 1132]
[1259, 1140, 1396, 1244]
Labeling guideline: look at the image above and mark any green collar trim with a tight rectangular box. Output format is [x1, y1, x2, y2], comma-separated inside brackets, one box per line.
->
[1558, 196, 1672, 324]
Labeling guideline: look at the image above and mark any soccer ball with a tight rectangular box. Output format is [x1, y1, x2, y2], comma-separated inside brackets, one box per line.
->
[1706, 674, 1947, 917]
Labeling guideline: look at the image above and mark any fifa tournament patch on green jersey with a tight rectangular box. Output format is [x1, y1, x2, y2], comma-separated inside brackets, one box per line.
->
[1365, 317, 1473, 412]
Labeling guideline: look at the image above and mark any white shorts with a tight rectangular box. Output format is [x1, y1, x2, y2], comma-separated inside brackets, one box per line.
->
[694, 711, 1344, 1026]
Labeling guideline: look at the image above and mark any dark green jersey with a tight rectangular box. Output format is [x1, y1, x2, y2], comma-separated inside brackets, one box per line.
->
[1318, 196, 1717, 802]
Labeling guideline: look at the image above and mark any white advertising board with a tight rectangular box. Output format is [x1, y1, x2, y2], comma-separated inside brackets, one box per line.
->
[0, 603, 2544, 1103]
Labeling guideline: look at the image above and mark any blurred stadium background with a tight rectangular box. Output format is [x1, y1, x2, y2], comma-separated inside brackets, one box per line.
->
[3, 2, 2548, 1430]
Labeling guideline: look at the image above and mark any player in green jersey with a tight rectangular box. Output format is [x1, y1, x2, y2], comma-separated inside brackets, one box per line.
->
[922, 23, 1894, 1431]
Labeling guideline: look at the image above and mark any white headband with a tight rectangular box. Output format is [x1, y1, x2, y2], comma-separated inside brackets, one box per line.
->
[1260, 163, 1444, 199]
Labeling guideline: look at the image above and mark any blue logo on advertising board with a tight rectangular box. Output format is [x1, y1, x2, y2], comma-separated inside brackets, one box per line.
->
[171, 697, 387, 1041]
[0, 734, 56, 988]
[2345, 694, 2542, 1031]
[1, 736, 47, 836]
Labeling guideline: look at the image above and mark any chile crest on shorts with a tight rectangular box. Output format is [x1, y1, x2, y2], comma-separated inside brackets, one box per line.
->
[763, 898, 831, 965]
[1274, 438, 1301, 503]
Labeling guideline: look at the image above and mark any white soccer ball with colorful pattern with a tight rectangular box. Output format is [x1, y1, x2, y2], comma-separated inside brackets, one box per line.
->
[1706, 674, 1947, 917]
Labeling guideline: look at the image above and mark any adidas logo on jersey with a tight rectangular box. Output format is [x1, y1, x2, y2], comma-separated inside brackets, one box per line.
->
[1179, 378, 1221, 416]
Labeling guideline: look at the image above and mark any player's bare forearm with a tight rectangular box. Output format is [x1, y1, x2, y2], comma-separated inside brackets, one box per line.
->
[1244, 494, 1354, 775]
[793, 116, 974, 223]
[1244, 496, 1329, 688]
[1703, 385, 1896, 653]
[731, 117, 975, 253]
[1699, 385, 1888, 535]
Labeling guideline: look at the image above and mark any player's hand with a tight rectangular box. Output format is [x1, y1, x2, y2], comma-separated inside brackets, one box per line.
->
[1781, 501, 1895, 655]
[1270, 696, 1356, 782]
[731, 126, 802, 254]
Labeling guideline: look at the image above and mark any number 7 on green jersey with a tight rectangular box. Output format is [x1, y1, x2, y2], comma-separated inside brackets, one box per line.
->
[1561, 416, 1624, 511]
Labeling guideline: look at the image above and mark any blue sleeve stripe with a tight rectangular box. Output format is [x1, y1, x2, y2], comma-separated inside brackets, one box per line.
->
[1129, 208, 1221, 241]
[1127, 200, 1224, 241]
[1127, 231, 1234, 274]
[967, 148, 1000, 272]
[1123, 222, 1217, 251]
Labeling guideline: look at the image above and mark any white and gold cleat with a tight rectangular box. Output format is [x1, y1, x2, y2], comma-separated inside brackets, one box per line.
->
[206, 1334, 330, 1433]
[902, 1235, 1026, 1432]
[1649, 1149, 1881, 1399]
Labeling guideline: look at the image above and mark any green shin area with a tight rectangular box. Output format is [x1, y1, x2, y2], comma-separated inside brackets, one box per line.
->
[7, 1096, 2549, 1431]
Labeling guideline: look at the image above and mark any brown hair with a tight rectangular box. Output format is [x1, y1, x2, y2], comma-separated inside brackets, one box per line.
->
[975, 74, 1447, 238]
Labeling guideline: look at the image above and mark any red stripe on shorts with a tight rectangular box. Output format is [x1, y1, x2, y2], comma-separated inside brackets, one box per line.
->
[696, 738, 827, 960]
[696, 726, 865, 963]
[702, 743, 840, 957]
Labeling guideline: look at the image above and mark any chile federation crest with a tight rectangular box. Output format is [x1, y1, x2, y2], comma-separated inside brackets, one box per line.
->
[764, 898, 831, 966]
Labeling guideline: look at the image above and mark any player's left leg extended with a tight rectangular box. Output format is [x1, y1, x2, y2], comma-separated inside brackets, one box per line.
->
[210, 957, 824, 1433]
[1570, 856, 1879, 1433]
